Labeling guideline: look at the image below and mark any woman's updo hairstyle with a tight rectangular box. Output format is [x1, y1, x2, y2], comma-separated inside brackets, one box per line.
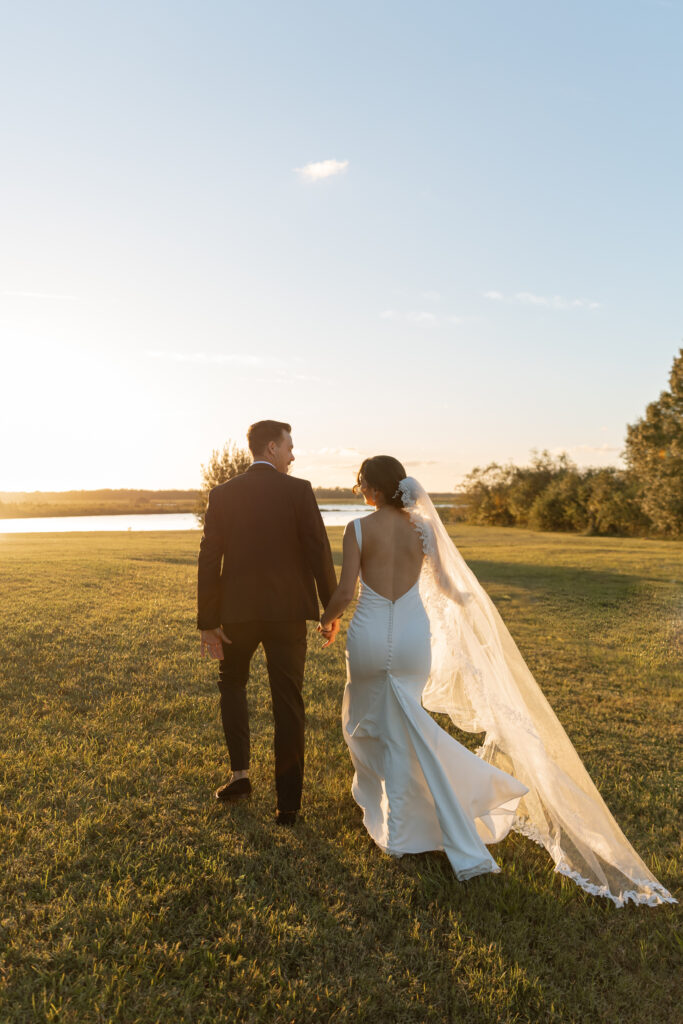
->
[355, 455, 407, 509]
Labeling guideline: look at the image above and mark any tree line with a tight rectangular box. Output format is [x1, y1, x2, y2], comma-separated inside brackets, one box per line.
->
[460, 349, 682, 538]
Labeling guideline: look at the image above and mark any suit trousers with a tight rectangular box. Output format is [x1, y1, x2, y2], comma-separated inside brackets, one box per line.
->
[217, 620, 308, 812]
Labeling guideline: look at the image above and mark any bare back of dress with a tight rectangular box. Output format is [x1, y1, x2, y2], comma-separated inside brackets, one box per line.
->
[354, 509, 423, 602]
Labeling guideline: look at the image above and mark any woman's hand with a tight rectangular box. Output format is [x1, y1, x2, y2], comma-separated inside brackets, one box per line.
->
[318, 619, 340, 648]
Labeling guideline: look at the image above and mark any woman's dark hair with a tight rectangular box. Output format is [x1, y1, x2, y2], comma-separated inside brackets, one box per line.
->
[355, 455, 407, 509]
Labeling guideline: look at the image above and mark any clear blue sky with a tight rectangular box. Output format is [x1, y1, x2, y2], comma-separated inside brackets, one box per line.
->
[1, 0, 681, 491]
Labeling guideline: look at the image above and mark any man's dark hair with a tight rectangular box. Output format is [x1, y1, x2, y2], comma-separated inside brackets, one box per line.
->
[247, 419, 292, 457]
[354, 455, 407, 509]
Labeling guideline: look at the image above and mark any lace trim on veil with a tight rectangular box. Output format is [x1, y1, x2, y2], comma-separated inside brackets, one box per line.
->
[510, 816, 676, 907]
[397, 477, 676, 908]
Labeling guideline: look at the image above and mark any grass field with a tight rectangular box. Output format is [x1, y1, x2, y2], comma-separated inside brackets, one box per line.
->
[0, 525, 680, 1023]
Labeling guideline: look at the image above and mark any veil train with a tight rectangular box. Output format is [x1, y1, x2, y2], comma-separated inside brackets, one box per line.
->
[398, 477, 676, 907]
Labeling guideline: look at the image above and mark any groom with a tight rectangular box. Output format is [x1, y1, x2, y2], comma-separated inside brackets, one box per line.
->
[197, 419, 339, 825]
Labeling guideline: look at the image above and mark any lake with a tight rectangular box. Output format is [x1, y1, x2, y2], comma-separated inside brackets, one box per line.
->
[0, 505, 373, 534]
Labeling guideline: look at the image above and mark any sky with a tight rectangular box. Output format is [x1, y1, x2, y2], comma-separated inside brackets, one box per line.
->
[1, 0, 681, 492]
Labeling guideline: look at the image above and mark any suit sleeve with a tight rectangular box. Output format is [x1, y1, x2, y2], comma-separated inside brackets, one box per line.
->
[197, 488, 224, 629]
[298, 482, 338, 611]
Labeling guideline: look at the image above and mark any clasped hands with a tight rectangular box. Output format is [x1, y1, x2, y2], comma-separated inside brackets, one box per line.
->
[317, 617, 340, 648]
[200, 619, 340, 659]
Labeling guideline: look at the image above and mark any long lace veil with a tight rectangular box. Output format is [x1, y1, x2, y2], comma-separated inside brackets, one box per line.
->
[398, 476, 675, 907]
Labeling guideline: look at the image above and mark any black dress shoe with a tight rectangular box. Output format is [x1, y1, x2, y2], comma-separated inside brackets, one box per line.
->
[215, 777, 252, 802]
[275, 810, 297, 826]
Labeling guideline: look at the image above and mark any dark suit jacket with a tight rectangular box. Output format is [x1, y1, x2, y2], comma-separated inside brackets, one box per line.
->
[197, 464, 338, 628]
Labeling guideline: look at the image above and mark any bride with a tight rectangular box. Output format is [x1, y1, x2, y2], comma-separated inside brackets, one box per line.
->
[319, 455, 675, 906]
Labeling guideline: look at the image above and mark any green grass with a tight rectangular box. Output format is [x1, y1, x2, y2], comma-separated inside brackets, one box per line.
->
[0, 526, 680, 1023]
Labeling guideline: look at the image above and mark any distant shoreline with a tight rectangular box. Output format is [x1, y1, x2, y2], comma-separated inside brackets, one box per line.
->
[0, 500, 368, 520]
[0, 506, 199, 520]
[0, 489, 460, 520]
[1, 495, 464, 520]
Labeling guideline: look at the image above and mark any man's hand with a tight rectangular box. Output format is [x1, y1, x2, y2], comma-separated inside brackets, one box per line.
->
[200, 627, 231, 660]
[317, 619, 340, 649]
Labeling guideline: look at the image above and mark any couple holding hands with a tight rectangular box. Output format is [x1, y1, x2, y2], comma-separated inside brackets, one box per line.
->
[197, 419, 674, 904]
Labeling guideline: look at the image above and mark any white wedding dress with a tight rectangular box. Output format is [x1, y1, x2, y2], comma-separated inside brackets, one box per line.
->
[341, 480, 676, 906]
[343, 516, 528, 881]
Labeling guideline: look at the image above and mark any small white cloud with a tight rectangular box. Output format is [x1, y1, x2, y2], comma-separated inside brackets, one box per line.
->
[484, 290, 600, 310]
[295, 159, 349, 182]
[420, 290, 441, 301]
[379, 310, 438, 326]
[515, 291, 554, 306]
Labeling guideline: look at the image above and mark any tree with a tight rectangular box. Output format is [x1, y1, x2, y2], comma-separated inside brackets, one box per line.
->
[461, 461, 517, 526]
[624, 348, 683, 537]
[461, 451, 650, 536]
[462, 451, 576, 528]
[507, 450, 575, 526]
[528, 470, 587, 532]
[582, 468, 650, 537]
[195, 440, 252, 525]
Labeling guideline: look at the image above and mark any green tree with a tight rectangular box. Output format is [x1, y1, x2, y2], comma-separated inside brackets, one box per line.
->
[507, 450, 575, 526]
[462, 452, 649, 536]
[195, 440, 252, 525]
[461, 461, 516, 526]
[462, 451, 575, 527]
[582, 468, 650, 537]
[624, 348, 683, 537]
[527, 469, 587, 532]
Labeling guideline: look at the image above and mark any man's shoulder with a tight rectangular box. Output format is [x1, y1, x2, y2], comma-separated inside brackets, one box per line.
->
[283, 473, 314, 493]
[209, 472, 251, 499]
[209, 471, 313, 498]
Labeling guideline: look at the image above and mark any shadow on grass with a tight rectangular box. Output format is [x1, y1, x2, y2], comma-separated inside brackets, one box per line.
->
[157, 798, 575, 1022]
[297, 786, 679, 1023]
[466, 559, 644, 610]
[5, 750, 678, 1024]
